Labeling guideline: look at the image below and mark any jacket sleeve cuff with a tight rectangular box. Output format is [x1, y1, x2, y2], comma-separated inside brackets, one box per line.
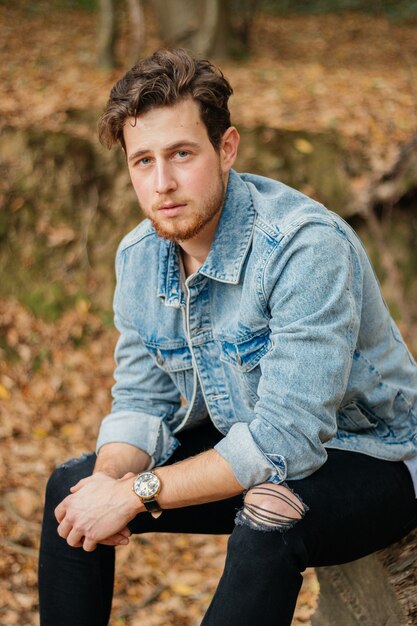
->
[96, 410, 179, 467]
[214, 422, 287, 489]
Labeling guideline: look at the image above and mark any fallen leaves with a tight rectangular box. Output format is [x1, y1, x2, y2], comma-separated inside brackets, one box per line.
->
[0, 384, 10, 400]
[0, 3, 416, 175]
[294, 138, 315, 155]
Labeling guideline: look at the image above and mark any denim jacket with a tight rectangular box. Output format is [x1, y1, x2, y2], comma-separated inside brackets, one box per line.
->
[96, 170, 417, 489]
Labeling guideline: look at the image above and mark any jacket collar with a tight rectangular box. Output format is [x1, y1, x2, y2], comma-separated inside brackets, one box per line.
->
[157, 169, 256, 306]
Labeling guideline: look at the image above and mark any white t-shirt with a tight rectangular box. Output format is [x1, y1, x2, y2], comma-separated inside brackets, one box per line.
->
[404, 457, 417, 498]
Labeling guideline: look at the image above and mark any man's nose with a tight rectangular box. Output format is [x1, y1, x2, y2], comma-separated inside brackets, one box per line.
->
[155, 162, 177, 195]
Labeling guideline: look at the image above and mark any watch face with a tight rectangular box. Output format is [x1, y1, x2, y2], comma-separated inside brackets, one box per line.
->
[134, 472, 160, 499]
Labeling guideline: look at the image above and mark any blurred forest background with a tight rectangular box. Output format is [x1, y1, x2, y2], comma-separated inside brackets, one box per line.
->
[1, 0, 417, 624]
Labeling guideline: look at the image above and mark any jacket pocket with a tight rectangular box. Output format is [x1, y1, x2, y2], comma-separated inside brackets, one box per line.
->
[219, 329, 272, 371]
[337, 401, 378, 433]
[144, 341, 192, 372]
[143, 341, 193, 398]
[218, 329, 272, 402]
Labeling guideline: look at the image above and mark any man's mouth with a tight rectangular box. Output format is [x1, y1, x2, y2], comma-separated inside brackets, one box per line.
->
[156, 203, 186, 217]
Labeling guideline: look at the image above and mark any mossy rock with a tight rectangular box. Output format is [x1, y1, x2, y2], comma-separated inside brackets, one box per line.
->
[0, 126, 139, 316]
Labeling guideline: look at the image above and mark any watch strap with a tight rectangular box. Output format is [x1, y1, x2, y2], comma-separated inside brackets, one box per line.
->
[144, 498, 162, 514]
[144, 498, 162, 519]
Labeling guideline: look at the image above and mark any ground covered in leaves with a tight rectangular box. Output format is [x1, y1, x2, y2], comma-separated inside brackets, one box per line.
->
[1, 1, 417, 624]
[1, 2, 417, 170]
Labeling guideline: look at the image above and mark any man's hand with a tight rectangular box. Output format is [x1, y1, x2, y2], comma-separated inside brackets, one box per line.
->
[54, 472, 143, 552]
[55, 447, 243, 553]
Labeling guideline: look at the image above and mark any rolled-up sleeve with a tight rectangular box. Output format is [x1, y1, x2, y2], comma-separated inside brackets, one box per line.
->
[214, 422, 285, 488]
[215, 222, 363, 488]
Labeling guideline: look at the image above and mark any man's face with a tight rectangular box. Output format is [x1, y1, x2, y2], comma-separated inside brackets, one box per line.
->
[123, 98, 229, 244]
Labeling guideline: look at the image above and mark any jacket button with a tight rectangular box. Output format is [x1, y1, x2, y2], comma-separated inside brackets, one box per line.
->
[156, 350, 164, 366]
[236, 353, 242, 366]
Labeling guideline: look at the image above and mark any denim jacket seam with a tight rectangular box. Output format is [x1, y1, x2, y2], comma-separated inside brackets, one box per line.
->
[266, 213, 327, 237]
[114, 252, 127, 323]
[254, 216, 284, 243]
[344, 240, 360, 358]
[256, 235, 280, 310]
[117, 221, 155, 253]
[258, 229, 295, 309]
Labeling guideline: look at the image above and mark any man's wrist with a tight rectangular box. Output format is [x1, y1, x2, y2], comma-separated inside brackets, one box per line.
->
[130, 485, 147, 515]
[94, 442, 152, 478]
[115, 473, 146, 516]
[93, 465, 122, 479]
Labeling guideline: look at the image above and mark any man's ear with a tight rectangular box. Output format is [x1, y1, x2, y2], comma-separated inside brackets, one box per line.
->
[220, 127, 240, 173]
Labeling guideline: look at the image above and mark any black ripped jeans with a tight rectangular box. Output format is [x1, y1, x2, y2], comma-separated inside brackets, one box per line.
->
[39, 421, 417, 626]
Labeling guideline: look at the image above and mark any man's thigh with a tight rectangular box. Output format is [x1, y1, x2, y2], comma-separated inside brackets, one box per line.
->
[286, 449, 417, 568]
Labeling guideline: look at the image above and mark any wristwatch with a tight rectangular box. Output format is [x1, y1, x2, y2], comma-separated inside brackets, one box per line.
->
[132, 470, 162, 519]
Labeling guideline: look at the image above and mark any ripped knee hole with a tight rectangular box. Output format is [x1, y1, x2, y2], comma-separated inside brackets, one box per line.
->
[239, 483, 307, 531]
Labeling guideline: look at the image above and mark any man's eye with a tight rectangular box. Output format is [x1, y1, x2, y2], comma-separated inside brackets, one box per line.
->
[139, 157, 151, 166]
[177, 151, 189, 158]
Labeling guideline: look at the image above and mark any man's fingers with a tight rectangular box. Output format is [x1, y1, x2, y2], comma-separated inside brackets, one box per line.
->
[57, 517, 73, 540]
[66, 527, 85, 548]
[99, 527, 132, 546]
[82, 538, 98, 552]
[54, 500, 67, 523]
[100, 533, 130, 546]
[120, 472, 136, 481]
[54, 475, 134, 550]
[70, 477, 90, 493]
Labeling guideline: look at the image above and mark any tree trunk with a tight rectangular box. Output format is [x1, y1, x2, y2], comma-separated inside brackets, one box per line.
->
[152, 0, 241, 58]
[97, 0, 117, 69]
[126, 0, 145, 66]
[312, 528, 417, 626]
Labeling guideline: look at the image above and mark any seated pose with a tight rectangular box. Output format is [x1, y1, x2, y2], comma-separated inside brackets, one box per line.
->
[38, 48, 417, 626]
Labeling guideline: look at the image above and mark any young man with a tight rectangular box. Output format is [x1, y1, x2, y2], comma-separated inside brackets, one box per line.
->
[39, 49, 417, 626]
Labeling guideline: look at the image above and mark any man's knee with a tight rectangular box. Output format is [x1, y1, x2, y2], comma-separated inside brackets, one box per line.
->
[227, 511, 309, 577]
[236, 482, 308, 532]
[45, 452, 96, 507]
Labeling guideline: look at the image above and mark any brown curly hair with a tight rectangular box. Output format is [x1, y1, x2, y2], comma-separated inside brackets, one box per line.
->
[98, 48, 233, 152]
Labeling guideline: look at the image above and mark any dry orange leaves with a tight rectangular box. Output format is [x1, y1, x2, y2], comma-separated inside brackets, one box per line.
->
[1, 2, 417, 171]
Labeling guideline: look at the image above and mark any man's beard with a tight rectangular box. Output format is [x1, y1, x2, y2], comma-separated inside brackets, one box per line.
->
[149, 173, 226, 243]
